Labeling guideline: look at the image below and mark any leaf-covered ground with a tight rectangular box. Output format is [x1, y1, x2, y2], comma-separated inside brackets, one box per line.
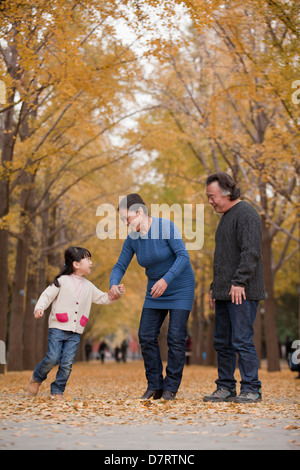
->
[0, 361, 299, 449]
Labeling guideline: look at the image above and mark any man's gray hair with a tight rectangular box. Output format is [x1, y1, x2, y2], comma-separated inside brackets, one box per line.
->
[206, 172, 241, 201]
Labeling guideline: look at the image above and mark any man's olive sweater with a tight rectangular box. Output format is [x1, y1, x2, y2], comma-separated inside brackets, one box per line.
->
[211, 201, 266, 301]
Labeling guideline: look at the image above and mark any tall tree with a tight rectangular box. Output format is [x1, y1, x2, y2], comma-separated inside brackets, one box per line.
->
[0, 0, 145, 371]
[132, 0, 299, 371]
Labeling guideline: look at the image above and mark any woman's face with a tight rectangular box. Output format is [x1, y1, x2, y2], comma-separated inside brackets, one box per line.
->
[120, 208, 143, 232]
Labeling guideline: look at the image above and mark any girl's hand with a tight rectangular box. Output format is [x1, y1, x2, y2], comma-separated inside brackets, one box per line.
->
[108, 286, 119, 301]
[108, 285, 125, 301]
[151, 279, 168, 298]
[34, 309, 44, 319]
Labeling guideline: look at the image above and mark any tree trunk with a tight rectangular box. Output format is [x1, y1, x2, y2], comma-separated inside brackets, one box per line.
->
[23, 188, 38, 370]
[260, 183, 280, 372]
[254, 303, 262, 368]
[191, 297, 201, 364]
[0, 91, 17, 374]
[23, 267, 37, 370]
[35, 206, 49, 363]
[7, 172, 33, 371]
[298, 219, 300, 340]
[0, 229, 8, 375]
[7, 235, 28, 371]
[206, 313, 217, 366]
[191, 280, 206, 365]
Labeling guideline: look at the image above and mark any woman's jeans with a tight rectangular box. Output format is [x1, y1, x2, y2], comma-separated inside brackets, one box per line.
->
[33, 328, 81, 395]
[139, 308, 190, 393]
[214, 300, 262, 393]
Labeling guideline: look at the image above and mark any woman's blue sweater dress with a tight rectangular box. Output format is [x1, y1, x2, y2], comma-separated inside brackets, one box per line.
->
[110, 217, 195, 311]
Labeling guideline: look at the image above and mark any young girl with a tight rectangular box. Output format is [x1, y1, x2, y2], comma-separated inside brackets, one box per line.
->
[28, 246, 125, 399]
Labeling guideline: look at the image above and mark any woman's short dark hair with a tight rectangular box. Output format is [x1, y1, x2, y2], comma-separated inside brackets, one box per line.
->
[118, 194, 148, 214]
[206, 172, 241, 201]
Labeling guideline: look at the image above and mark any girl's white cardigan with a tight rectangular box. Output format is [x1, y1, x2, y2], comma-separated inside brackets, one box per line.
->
[34, 275, 115, 334]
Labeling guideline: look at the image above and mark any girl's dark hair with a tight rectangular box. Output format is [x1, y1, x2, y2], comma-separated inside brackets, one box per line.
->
[118, 193, 148, 214]
[205, 172, 241, 201]
[53, 246, 91, 287]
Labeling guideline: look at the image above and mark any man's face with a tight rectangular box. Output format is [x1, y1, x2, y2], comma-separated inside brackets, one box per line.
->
[206, 181, 231, 214]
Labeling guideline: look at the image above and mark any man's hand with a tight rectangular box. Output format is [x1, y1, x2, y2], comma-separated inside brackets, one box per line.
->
[229, 285, 246, 305]
[151, 279, 168, 298]
[34, 309, 44, 319]
[209, 290, 215, 309]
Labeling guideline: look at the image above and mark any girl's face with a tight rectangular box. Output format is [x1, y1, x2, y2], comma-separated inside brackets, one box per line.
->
[73, 256, 92, 276]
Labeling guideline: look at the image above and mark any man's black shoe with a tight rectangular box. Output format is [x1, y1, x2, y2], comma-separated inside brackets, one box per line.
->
[162, 390, 177, 401]
[203, 388, 237, 403]
[141, 389, 163, 400]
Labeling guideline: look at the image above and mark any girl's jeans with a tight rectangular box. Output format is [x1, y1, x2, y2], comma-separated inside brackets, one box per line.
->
[33, 328, 81, 395]
[214, 300, 262, 393]
[138, 308, 190, 393]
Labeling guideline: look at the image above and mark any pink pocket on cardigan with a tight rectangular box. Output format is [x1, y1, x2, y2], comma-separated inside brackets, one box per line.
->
[80, 315, 88, 327]
[56, 312, 69, 323]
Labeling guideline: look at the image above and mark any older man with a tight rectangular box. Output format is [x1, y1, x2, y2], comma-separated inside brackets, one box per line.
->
[204, 172, 266, 404]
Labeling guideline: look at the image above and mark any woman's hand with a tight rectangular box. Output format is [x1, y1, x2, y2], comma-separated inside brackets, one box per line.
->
[109, 285, 125, 301]
[151, 279, 168, 298]
[116, 284, 125, 295]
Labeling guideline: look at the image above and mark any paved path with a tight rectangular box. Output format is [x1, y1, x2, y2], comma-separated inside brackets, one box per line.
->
[0, 416, 299, 450]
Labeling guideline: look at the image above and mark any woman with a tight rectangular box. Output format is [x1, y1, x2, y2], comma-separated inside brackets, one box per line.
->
[109, 194, 195, 400]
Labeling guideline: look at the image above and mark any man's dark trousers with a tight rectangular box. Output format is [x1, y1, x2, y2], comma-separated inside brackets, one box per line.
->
[214, 300, 262, 393]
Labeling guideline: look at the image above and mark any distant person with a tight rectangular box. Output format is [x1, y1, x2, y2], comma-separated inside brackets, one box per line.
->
[85, 342, 92, 361]
[27, 247, 125, 399]
[203, 173, 266, 404]
[185, 335, 192, 366]
[109, 194, 195, 401]
[115, 346, 121, 362]
[121, 340, 128, 363]
[99, 340, 108, 364]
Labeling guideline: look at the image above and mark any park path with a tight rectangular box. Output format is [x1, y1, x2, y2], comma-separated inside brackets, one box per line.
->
[0, 361, 299, 450]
